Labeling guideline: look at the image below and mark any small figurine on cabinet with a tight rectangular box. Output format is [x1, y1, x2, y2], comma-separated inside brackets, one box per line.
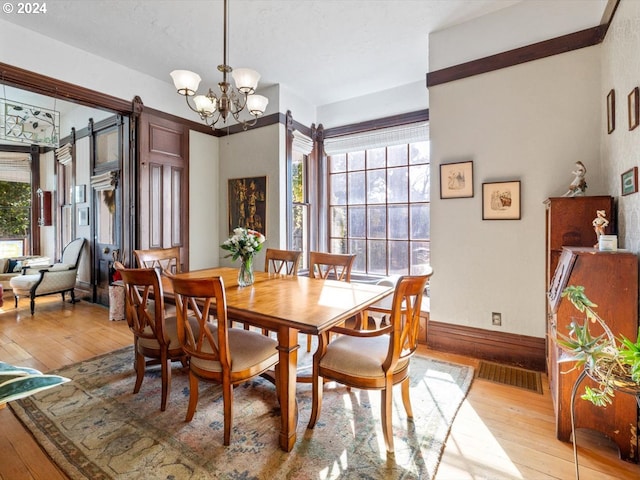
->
[592, 209, 609, 246]
[561, 161, 587, 197]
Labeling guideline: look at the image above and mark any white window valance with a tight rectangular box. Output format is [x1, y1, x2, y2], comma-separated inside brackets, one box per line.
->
[0, 152, 31, 183]
[324, 122, 429, 156]
[91, 171, 118, 191]
[292, 130, 314, 155]
[55, 143, 72, 166]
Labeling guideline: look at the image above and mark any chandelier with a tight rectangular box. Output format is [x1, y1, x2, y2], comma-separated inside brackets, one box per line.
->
[170, 0, 268, 131]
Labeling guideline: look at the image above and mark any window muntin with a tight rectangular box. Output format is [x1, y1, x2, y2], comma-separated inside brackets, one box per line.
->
[328, 140, 430, 276]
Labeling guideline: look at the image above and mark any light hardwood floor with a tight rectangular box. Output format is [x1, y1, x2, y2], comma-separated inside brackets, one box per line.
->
[0, 295, 639, 480]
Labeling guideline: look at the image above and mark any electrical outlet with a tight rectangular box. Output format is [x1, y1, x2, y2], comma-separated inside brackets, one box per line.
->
[492, 312, 502, 326]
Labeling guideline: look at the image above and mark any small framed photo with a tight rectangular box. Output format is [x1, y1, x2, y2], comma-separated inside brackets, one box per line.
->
[78, 206, 89, 226]
[482, 181, 521, 220]
[628, 87, 639, 131]
[440, 161, 474, 199]
[607, 89, 615, 134]
[621, 167, 638, 196]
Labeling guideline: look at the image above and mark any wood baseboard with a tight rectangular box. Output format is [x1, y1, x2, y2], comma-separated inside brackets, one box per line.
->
[427, 320, 546, 372]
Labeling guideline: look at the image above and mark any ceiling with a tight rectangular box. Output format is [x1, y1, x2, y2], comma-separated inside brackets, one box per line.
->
[1, 0, 610, 110]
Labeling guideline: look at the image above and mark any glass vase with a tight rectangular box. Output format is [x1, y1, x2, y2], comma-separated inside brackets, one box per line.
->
[238, 256, 254, 287]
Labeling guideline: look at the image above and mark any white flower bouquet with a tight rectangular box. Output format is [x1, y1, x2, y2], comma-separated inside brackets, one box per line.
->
[221, 227, 266, 261]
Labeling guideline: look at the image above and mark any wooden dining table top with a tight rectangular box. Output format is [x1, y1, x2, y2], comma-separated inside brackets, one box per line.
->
[164, 266, 393, 335]
[162, 265, 394, 452]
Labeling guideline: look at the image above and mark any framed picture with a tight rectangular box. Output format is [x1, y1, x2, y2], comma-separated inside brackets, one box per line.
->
[78, 206, 89, 226]
[440, 161, 474, 199]
[628, 87, 639, 131]
[228, 176, 267, 235]
[482, 181, 521, 220]
[607, 89, 615, 134]
[621, 167, 638, 196]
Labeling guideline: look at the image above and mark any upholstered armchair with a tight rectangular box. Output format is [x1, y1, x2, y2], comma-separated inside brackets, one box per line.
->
[10, 238, 86, 315]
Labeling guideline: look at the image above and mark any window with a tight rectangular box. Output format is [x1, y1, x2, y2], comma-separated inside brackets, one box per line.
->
[0, 153, 32, 255]
[287, 124, 314, 271]
[328, 140, 430, 276]
[291, 150, 309, 270]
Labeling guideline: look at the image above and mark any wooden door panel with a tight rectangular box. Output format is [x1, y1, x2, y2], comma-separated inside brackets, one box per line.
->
[138, 113, 189, 271]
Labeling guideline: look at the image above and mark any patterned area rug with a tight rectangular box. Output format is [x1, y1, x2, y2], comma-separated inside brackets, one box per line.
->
[11, 346, 473, 480]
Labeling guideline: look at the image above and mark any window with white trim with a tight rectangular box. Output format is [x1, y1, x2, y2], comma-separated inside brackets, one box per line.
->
[326, 123, 429, 276]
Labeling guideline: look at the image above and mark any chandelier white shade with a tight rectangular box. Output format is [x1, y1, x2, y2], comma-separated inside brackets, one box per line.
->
[169, 70, 201, 96]
[169, 0, 268, 130]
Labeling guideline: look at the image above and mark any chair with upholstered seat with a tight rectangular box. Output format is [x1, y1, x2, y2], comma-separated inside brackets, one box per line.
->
[305, 251, 356, 351]
[134, 247, 181, 275]
[170, 275, 280, 445]
[114, 261, 188, 412]
[307, 273, 432, 453]
[255, 248, 302, 334]
[11, 238, 86, 315]
[264, 248, 301, 275]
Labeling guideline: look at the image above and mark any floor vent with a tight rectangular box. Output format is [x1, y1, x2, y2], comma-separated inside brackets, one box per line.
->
[475, 360, 543, 394]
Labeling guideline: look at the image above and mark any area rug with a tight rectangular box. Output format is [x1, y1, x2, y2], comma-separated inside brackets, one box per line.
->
[475, 360, 543, 394]
[11, 346, 473, 480]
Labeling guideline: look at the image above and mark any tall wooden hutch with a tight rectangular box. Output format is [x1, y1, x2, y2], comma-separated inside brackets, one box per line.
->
[545, 197, 638, 462]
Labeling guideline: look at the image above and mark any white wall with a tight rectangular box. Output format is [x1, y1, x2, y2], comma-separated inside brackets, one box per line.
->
[0, 19, 187, 119]
[218, 124, 285, 270]
[318, 81, 428, 129]
[429, 46, 602, 338]
[429, 0, 608, 71]
[189, 130, 220, 270]
[601, 0, 640, 255]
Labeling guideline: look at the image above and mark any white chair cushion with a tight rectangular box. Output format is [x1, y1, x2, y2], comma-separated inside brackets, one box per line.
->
[10, 274, 40, 290]
[190, 327, 279, 373]
[319, 334, 409, 379]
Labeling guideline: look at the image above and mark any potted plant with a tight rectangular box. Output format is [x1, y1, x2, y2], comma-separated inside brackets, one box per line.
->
[556, 285, 640, 407]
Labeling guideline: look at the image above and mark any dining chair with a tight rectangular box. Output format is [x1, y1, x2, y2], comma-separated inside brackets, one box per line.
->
[305, 251, 357, 351]
[307, 273, 432, 454]
[170, 275, 280, 446]
[114, 261, 189, 412]
[255, 248, 303, 335]
[133, 247, 182, 275]
[264, 248, 302, 275]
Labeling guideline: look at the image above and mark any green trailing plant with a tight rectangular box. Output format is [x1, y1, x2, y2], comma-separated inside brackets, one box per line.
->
[556, 285, 640, 407]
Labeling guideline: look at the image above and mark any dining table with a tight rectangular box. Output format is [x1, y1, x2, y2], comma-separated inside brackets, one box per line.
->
[163, 266, 393, 452]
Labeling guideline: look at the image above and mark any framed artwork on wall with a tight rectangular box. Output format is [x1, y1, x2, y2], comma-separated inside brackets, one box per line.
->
[607, 89, 615, 134]
[628, 87, 639, 131]
[228, 176, 267, 235]
[621, 167, 638, 196]
[439, 160, 474, 199]
[482, 181, 521, 220]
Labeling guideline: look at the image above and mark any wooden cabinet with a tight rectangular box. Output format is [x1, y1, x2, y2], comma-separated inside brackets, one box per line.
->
[548, 247, 638, 461]
[545, 196, 614, 289]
